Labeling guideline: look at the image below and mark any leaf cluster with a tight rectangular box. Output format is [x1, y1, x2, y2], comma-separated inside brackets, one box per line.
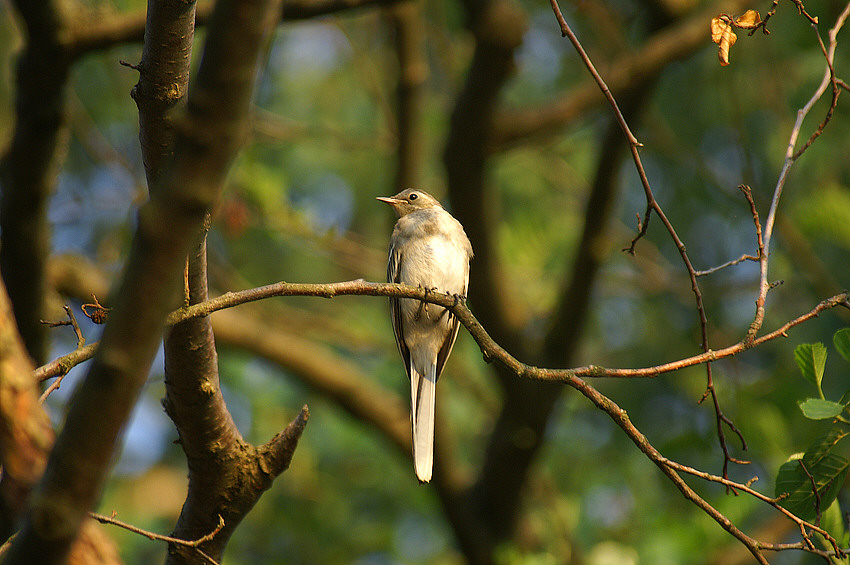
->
[776, 329, 850, 551]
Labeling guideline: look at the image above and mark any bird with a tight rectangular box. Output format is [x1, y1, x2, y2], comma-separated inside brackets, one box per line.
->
[377, 189, 473, 483]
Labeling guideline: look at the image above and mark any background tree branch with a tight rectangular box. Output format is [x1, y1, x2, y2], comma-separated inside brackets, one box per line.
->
[2, 0, 847, 562]
[0, 0, 73, 364]
[1, 0, 285, 562]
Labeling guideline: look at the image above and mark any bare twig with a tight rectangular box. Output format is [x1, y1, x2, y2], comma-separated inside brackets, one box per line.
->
[751, 0, 819, 36]
[37, 281, 849, 383]
[798, 460, 822, 526]
[750, 2, 850, 342]
[41, 305, 85, 348]
[549, 0, 744, 479]
[38, 305, 88, 403]
[790, 4, 848, 161]
[694, 254, 759, 277]
[91, 512, 224, 564]
[696, 186, 763, 277]
[695, 186, 763, 280]
[663, 459, 843, 557]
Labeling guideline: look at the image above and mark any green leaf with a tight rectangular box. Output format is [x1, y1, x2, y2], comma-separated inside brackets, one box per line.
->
[776, 427, 850, 521]
[798, 398, 845, 420]
[834, 328, 850, 363]
[819, 499, 849, 550]
[794, 342, 828, 389]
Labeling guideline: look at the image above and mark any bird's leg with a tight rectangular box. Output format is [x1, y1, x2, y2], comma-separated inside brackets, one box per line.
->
[414, 286, 441, 321]
[414, 285, 429, 321]
[434, 290, 463, 322]
[442, 292, 465, 322]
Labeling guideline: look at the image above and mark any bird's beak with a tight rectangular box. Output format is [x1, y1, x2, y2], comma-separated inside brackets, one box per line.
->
[376, 196, 403, 205]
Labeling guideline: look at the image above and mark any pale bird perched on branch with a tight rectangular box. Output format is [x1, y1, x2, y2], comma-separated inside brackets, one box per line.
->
[377, 189, 473, 483]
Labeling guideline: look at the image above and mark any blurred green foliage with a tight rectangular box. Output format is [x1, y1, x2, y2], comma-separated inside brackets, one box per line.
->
[2, 0, 850, 563]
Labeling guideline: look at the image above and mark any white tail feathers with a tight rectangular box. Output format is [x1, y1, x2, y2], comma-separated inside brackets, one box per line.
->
[410, 365, 437, 483]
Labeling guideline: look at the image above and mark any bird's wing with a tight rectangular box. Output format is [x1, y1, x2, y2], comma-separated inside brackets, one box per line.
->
[435, 311, 461, 381]
[434, 269, 468, 380]
[388, 241, 411, 379]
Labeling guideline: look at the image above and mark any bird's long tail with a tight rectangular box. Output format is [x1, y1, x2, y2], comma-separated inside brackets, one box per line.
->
[410, 363, 436, 483]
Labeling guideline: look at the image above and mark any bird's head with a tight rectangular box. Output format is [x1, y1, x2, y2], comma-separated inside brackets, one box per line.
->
[376, 189, 442, 217]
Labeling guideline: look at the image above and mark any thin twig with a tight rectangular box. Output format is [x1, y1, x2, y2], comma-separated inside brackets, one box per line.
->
[790, 4, 848, 161]
[750, 2, 850, 342]
[81, 294, 110, 324]
[38, 305, 88, 402]
[695, 254, 759, 277]
[36, 281, 850, 382]
[41, 305, 85, 348]
[695, 186, 762, 277]
[549, 0, 742, 479]
[662, 458, 843, 557]
[798, 460, 823, 526]
[91, 511, 225, 564]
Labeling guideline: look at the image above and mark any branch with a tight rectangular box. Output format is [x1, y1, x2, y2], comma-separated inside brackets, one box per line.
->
[0, 280, 53, 542]
[494, 0, 754, 150]
[749, 1, 850, 342]
[562, 375, 771, 564]
[91, 512, 225, 565]
[130, 0, 197, 188]
[2, 0, 285, 562]
[551, 0, 747, 478]
[68, 0, 409, 60]
[38, 280, 850, 385]
[0, 0, 72, 364]
[164, 235, 311, 563]
[41, 270, 850, 561]
[386, 0, 427, 192]
[166, 402, 309, 564]
[663, 459, 843, 558]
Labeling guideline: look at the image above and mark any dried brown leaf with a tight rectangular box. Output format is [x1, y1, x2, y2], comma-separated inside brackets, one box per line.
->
[735, 9, 761, 28]
[711, 16, 738, 66]
[710, 16, 728, 44]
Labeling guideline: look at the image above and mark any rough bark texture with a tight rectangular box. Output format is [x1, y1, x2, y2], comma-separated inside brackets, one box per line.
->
[1, 0, 285, 562]
[0, 280, 54, 541]
[163, 238, 309, 564]
[133, 0, 197, 188]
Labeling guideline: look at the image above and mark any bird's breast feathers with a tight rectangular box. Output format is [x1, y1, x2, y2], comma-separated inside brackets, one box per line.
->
[397, 233, 469, 295]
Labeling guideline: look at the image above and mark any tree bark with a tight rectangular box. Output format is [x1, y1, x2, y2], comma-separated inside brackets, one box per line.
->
[0, 0, 285, 562]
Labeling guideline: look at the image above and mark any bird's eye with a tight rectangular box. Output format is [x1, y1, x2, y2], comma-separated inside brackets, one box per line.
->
[408, 193, 418, 201]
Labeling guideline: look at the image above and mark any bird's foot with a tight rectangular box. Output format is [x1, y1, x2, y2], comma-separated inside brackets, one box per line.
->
[414, 286, 439, 321]
[414, 286, 429, 320]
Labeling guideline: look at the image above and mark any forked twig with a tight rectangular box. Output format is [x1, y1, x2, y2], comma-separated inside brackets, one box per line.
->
[546, 0, 850, 561]
[549, 0, 742, 482]
[750, 2, 850, 343]
[91, 511, 225, 564]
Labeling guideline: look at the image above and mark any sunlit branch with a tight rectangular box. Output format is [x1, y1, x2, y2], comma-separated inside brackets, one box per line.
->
[663, 458, 843, 557]
[751, 2, 850, 341]
[36, 281, 850, 384]
[549, 0, 743, 482]
[91, 512, 225, 565]
[34, 277, 850, 563]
